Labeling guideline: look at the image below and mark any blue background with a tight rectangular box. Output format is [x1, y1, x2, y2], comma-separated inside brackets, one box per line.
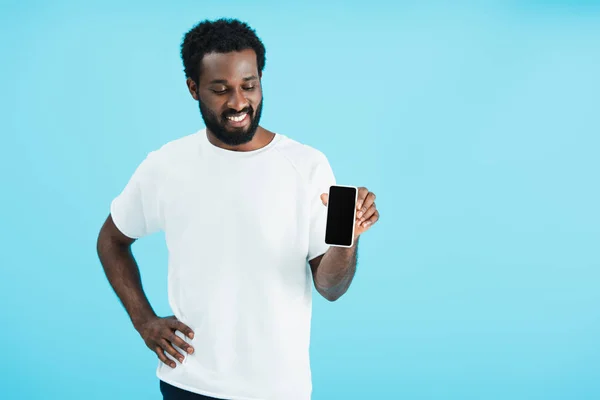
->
[1, 1, 599, 399]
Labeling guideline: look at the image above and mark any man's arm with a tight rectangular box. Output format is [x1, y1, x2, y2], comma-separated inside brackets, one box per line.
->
[309, 239, 359, 302]
[96, 214, 157, 330]
[96, 214, 194, 368]
[308, 186, 379, 301]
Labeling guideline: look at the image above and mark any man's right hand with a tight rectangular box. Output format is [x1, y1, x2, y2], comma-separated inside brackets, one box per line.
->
[137, 315, 195, 368]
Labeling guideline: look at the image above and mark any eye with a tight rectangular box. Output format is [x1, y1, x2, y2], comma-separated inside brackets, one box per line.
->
[242, 86, 256, 91]
[211, 89, 227, 95]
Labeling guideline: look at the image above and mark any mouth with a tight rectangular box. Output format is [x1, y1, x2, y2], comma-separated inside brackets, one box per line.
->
[225, 111, 250, 128]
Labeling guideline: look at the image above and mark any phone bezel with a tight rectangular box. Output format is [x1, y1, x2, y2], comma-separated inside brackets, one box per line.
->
[324, 185, 358, 248]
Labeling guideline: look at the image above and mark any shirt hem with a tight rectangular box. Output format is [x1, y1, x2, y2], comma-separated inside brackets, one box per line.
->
[308, 249, 328, 261]
[156, 372, 265, 400]
[109, 199, 142, 239]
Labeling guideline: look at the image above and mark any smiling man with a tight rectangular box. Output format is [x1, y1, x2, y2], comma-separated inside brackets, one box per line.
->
[96, 18, 379, 400]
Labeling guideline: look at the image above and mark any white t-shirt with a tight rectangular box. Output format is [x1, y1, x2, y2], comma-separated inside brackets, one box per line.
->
[110, 129, 336, 400]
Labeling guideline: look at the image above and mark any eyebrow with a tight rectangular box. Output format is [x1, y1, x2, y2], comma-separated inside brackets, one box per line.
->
[209, 75, 259, 84]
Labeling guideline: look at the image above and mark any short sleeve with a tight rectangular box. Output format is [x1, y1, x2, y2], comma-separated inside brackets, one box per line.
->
[307, 152, 336, 261]
[110, 151, 163, 239]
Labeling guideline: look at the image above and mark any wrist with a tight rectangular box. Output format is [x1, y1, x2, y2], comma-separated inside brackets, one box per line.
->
[132, 310, 158, 332]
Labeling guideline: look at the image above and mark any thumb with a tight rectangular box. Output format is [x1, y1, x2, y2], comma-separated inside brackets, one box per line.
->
[320, 193, 328, 206]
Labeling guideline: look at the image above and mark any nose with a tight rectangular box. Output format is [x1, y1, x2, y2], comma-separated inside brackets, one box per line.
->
[226, 88, 249, 112]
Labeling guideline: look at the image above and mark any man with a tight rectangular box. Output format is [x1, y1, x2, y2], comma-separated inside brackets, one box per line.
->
[96, 18, 379, 400]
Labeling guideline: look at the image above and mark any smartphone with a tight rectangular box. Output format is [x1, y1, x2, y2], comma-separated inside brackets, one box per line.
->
[325, 185, 358, 248]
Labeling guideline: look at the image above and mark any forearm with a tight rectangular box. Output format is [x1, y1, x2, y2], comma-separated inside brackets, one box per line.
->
[97, 237, 156, 331]
[314, 238, 358, 301]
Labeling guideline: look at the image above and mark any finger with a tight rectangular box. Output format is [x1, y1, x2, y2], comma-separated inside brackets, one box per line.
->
[356, 187, 369, 212]
[155, 345, 176, 368]
[363, 209, 380, 228]
[358, 203, 377, 226]
[320, 193, 328, 206]
[167, 318, 195, 339]
[160, 338, 186, 364]
[357, 192, 376, 219]
[168, 332, 194, 354]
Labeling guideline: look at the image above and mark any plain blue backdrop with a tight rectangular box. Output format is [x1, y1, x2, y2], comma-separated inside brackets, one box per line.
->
[1, 1, 599, 399]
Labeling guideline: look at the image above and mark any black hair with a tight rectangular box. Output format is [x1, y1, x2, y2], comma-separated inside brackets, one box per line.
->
[180, 18, 266, 84]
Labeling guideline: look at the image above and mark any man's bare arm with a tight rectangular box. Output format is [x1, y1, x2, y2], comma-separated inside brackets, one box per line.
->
[96, 214, 194, 368]
[308, 186, 379, 302]
[309, 239, 358, 302]
[96, 214, 157, 330]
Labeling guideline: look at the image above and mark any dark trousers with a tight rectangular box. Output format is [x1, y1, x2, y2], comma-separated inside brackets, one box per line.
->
[160, 380, 227, 400]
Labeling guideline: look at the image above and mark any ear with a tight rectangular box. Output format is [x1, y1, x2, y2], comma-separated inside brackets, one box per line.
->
[186, 77, 199, 101]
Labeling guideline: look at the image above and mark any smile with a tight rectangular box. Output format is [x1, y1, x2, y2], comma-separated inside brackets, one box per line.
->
[226, 113, 248, 122]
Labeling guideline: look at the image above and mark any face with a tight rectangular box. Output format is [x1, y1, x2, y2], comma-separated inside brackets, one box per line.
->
[187, 49, 263, 146]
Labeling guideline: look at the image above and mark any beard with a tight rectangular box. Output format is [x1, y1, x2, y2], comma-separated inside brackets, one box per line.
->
[198, 97, 263, 146]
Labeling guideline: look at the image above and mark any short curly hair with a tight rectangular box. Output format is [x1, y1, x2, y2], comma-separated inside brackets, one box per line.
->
[180, 18, 266, 84]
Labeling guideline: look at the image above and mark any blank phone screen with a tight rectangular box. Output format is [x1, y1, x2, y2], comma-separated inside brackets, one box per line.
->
[325, 186, 357, 246]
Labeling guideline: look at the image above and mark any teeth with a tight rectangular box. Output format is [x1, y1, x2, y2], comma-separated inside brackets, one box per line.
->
[227, 113, 247, 122]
